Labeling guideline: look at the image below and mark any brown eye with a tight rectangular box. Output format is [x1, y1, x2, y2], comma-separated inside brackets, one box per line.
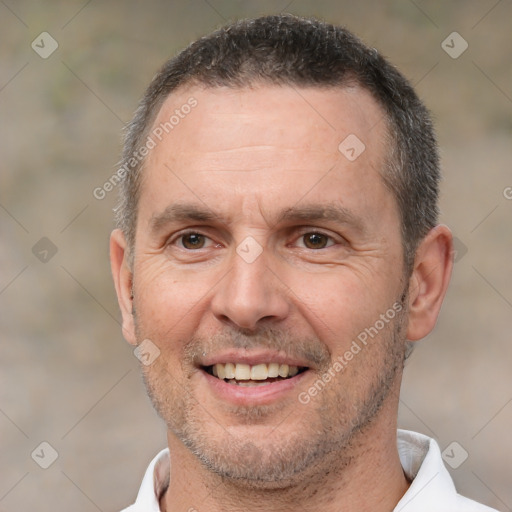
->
[302, 233, 329, 249]
[181, 233, 206, 249]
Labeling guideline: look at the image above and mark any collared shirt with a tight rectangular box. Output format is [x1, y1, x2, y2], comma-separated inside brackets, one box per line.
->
[120, 430, 498, 511]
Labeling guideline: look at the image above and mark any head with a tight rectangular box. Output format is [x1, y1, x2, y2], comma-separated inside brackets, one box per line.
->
[110, 15, 452, 489]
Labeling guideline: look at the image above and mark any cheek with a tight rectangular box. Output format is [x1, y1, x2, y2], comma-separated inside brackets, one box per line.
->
[133, 263, 208, 345]
[286, 269, 394, 351]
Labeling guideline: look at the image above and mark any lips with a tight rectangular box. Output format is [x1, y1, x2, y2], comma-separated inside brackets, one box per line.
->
[197, 350, 312, 404]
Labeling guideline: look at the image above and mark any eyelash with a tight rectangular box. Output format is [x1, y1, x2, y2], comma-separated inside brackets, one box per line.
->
[169, 229, 339, 250]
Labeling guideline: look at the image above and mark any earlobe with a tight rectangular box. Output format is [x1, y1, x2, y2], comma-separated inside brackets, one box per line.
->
[406, 225, 454, 342]
[110, 229, 137, 346]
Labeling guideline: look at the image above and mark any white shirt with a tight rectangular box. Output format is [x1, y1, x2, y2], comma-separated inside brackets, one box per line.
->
[121, 430, 498, 511]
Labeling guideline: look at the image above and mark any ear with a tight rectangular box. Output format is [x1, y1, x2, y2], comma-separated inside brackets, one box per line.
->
[110, 229, 137, 346]
[406, 225, 453, 341]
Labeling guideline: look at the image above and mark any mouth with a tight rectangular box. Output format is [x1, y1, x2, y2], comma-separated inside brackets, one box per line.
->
[203, 362, 308, 387]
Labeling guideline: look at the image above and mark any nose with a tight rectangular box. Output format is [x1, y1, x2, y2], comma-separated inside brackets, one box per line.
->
[210, 246, 290, 331]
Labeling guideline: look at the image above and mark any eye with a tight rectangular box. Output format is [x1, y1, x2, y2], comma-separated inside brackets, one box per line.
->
[298, 232, 335, 250]
[176, 232, 213, 250]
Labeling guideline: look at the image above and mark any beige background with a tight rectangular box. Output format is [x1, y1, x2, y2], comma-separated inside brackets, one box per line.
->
[1, 1, 511, 511]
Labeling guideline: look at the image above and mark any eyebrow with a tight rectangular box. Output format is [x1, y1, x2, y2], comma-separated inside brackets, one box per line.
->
[148, 202, 365, 235]
[277, 204, 364, 231]
[149, 203, 218, 235]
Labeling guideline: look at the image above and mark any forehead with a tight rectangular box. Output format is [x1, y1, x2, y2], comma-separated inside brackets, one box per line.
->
[148, 83, 387, 165]
[138, 84, 396, 230]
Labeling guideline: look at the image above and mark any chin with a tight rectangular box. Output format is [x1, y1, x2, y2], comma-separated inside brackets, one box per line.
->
[179, 422, 345, 490]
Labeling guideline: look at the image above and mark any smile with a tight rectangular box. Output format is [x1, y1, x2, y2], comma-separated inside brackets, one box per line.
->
[203, 362, 308, 387]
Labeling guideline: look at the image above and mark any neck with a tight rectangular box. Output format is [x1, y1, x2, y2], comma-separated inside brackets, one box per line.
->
[162, 398, 409, 512]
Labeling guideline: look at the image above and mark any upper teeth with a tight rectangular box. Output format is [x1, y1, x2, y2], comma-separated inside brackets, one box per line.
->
[212, 363, 300, 380]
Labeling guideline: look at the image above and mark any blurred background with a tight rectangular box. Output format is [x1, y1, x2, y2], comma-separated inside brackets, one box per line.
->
[1, 1, 511, 510]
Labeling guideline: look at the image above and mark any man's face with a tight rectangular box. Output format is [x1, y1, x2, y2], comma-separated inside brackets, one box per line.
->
[129, 84, 408, 484]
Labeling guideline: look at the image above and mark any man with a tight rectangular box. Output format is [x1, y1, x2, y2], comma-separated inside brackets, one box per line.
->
[110, 14, 497, 512]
